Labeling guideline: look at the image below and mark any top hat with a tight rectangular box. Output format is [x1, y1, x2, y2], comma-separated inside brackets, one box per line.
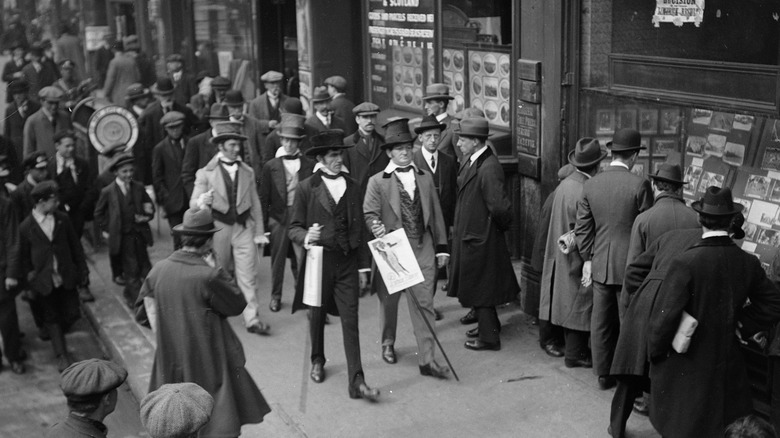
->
[211, 76, 231, 91]
[209, 122, 247, 144]
[607, 128, 645, 152]
[650, 163, 686, 185]
[277, 114, 306, 139]
[352, 102, 380, 116]
[223, 90, 245, 107]
[260, 70, 283, 83]
[692, 186, 744, 216]
[207, 103, 229, 120]
[324, 75, 347, 92]
[125, 83, 151, 101]
[305, 130, 352, 157]
[172, 208, 221, 235]
[151, 77, 175, 95]
[422, 83, 454, 101]
[568, 137, 607, 168]
[381, 118, 414, 149]
[454, 117, 489, 139]
[414, 115, 446, 135]
[310, 86, 331, 103]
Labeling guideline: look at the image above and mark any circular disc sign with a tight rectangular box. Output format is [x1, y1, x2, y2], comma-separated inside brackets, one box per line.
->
[88, 105, 139, 153]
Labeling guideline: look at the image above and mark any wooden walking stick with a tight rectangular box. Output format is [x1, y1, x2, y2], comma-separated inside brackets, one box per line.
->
[407, 290, 460, 381]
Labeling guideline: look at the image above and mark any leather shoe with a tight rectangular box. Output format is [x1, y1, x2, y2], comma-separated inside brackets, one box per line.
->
[269, 298, 281, 312]
[464, 339, 500, 351]
[247, 322, 270, 336]
[564, 357, 593, 368]
[419, 361, 450, 379]
[349, 382, 380, 401]
[466, 327, 479, 338]
[38, 327, 50, 341]
[10, 361, 25, 374]
[381, 345, 396, 364]
[78, 286, 95, 303]
[460, 309, 477, 325]
[543, 344, 564, 358]
[434, 309, 443, 321]
[310, 362, 325, 383]
[633, 398, 649, 416]
[598, 375, 617, 390]
[113, 275, 126, 286]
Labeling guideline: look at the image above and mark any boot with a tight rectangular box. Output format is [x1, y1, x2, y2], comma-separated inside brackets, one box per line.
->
[47, 324, 73, 372]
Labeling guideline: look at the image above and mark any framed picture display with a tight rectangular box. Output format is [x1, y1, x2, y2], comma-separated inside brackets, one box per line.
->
[596, 109, 615, 135]
[616, 108, 637, 131]
[639, 108, 659, 135]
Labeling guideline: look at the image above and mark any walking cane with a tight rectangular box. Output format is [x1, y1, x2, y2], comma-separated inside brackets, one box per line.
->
[407, 290, 460, 381]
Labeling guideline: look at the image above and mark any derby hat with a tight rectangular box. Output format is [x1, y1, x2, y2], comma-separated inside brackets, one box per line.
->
[310, 86, 331, 103]
[607, 128, 645, 152]
[209, 121, 247, 144]
[381, 118, 414, 149]
[207, 103, 229, 120]
[223, 90, 245, 107]
[281, 97, 304, 115]
[423, 83, 454, 101]
[568, 137, 607, 168]
[305, 130, 352, 157]
[454, 107, 485, 120]
[414, 114, 446, 134]
[8, 78, 29, 95]
[109, 153, 135, 172]
[454, 117, 490, 139]
[260, 70, 283, 83]
[166, 53, 184, 64]
[277, 114, 306, 139]
[125, 83, 151, 101]
[650, 163, 686, 185]
[60, 359, 127, 401]
[172, 208, 220, 235]
[151, 77, 175, 95]
[692, 186, 744, 216]
[352, 102, 380, 116]
[211, 76, 231, 90]
[324, 75, 347, 91]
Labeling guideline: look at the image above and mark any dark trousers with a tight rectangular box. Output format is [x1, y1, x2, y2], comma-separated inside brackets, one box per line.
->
[66, 208, 85, 239]
[592, 281, 621, 376]
[770, 357, 780, 435]
[0, 295, 23, 362]
[166, 208, 185, 250]
[109, 253, 123, 279]
[120, 232, 151, 307]
[564, 328, 590, 361]
[476, 306, 500, 344]
[309, 250, 364, 388]
[539, 319, 564, 348]
[610, 375, 649, 438]
[269, 217, 300, 300]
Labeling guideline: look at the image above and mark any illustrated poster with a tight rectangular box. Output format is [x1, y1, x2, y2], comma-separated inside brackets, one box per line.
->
[368, 229, 424, 294]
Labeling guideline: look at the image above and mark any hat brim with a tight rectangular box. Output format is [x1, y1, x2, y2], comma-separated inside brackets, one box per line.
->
[151, 86, 174, 95]
[172, 224, 221, 235]
[454, 129, 489, 139]
[354, 111, 380, 116]
[649, 174, 686, 185]
[278, 133, 306, 140]
[568, 149, 608, 168]
[607, 142, 646, 152]
[304, 144, 353, 157]
[422, 95, 454, 101]
[311, 97, 331, 103]
[210, 133, 248, 144]
[414, 123, 446, 134]
[110, 159, 135, 172]
[691, 201, 744, 216]
[163, 121, 185, 128]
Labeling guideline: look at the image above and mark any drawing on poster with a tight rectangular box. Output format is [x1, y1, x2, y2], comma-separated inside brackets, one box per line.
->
[747, 199, 778, 226]
[734, 197, 753, 217]
[661, 108, 680, 134]
[617, 109, 637, 131]
[723, 142, 745, 166]
[692, 108, 713, 125]
[743, 222, 759, 241]
[745, 175, 772, 199]
[709, 112, 734, 133]
[762, 147, 780, 172]
[685, 136, 706, 157]
[704, 134, 727, 157]
[769, 180, 780, 203]
[639, 109, 658, 135]
[631, 162, 645, 177]
[698, 172, 724, 192]
[773, 120, 780, 143]
[733, 114, 754, 131]
[653, 138, 678, 155]
[368, 229, 424, 294]
[683, 165, 703, 195]
[639, 138, 649, 157]
[596, 109, 615, 134]
[758, 228, 780, 246]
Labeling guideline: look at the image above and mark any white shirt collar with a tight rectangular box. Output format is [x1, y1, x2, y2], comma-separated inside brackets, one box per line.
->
[610, 160, 629, 170]
[275, 147, 300, 158]
[31, 208, 49, 223]
[26, 174, 38, 186]
[469, 145, 488, 165]
[383, 161, 418, 174]
[575, 169, 592, 179]
[115, 177, 127, 193]
[216, 151, 241, 163]
[435, 112, 447, 123]
[132, 104, 145, 115]
[702, 230, 729, 239]
[313, 162, 338, 176]
[421, 148, 437, 160]
[316, 111, 330, 126]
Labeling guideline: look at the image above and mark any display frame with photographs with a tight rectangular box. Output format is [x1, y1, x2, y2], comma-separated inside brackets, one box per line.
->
[745, 174, 772, 199]
[660, 108, 681, 134]
[639, 108, 659, 135]
[723, 142, 746, 167]
[616, 108, 637, 131]
[653, 138, 679, 156]
[596, 109, 616, 135]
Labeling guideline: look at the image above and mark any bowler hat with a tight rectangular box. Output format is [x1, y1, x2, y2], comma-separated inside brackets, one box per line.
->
[381, 118, 414, 149]
[223, 90, 245, 107]
[277, 114, 306, 140]
[310, 86, 331, 103]
[30, 180, 58, 201]
[454, 117, 489, 139]
[29, 43, 43, 57]
[568, 137, 607, 168]
[650, 163, 686, 185]
[281, 97, 304, 115]
[352, 102, 380, 116]
[413, 114, 446, 135]
[109, 153, 135, 172]
[151, 77, 175, 95]
[141, 383, 214, 438]
[209, 122, 247, 144]
[211, 76, 231, 90]
[123, 35, 140, 51]
[166, 53, 184, 64]
[160, 111, 185, 128]
[607, 128, 645, 152]
[207, 103, 229, 120]
[8, 79, 29, 95]
[125, 83, 151, 101]
[172, 208, 220, 236]
[422, 83, 454, 101]
[60, 359, 127, 401]
[454, 107, 485, 120]
[324, 75, 347, 92]
[260, 70, 283, 83]
[305, 130, 352, 157]
[23, 152, 48, 170]
[692, 186, 744, 216]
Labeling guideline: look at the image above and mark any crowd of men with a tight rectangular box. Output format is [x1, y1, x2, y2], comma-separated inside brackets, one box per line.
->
[2, 26, 780, 437]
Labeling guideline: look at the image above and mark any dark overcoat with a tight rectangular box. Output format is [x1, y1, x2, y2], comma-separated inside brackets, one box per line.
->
[4, 99, 39, 168]
[330, 94, 357, 134]
[447, 148, 518, 306]
[647, 236, 780, 438]
[342, 130, 388, 195]
[136, 251, 270, 437]
[137, 101, 199, 185]
[413, 148, 457, 229]
[152, 136, 188, 215]
[259, 155, 315, 229]
[181, 129, 215, 197]
[305, 113, 347, 135]
[93, 181, 154, 255]
[46, 155, 95, 221]
[0, 198, 19, 299]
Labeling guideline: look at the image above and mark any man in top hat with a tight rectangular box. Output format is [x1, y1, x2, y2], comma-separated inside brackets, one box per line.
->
[646, 186, 780, 438]
[46, 359, 128, 437]
[306, 86, 346, 134]
[190, 122, 271, 335]
[260, 115, 315, 312]
[140, 383, 214, 438]
[249, 70, 288, 130]
[574, 128, 653, 390]
[166, 53, 195, 108]
[343, 102, 388, 196]
[288, 130, 380, 401]
[363, 118, 451, 377]
[224, 89, 267, 190]
[124, 83, 153, 118]
[22, 42, 59, 103]
[324, 75, 357, 134]
[5, 79, 39, 175]
[152, 111, 190, 250]
[422, 83, 459, 160]
[182, 103, 229, 196]
[102, 40, 139, 105]
[23, 86, 72, 158]
[94, 153, 155, 308]
[447, 117, 519, 351]
[0, 173, 23, 375]
[3, 44, 27, 103]
[135, 208, 271, 436]
[190, 75, 230, 122]
[540, 138, 606, 369]
[264, 98, 317, 156]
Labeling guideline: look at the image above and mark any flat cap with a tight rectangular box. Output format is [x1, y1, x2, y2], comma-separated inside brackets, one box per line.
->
[211, 76, 231, 90]
[23, 152, 48, 170]
[60, 359, 127, 401]
[31, 180, 59, 201]
[166, 53, 184, 64]
[125, 83, 152, 101]
[110, 153, 135, 172]
[260, 70, 283, 83]
[352, 102, 380, 116]
[39, 86, 64, 102]
[324, 75, 347, 91]
[59, 59, 75, 70]
[160, 111, 185, 127]
[141, 383, 214, 438]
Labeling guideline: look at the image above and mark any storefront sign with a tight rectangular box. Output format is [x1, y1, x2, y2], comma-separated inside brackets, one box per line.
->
[366, 0, 434, 110]
[517, 59, 541, 82]
[85, 26, 110, 51]
[516, 102, 539, 156]
[652, 0, 704, 27]
[520, 80, 540, 104]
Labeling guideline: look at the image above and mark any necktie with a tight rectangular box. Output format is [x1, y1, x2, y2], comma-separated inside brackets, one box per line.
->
[281, 155, 299, 160]
[431, 155, 436, 170]
[396, 166, 413, 173]
[320, 171, 343, 180]
[51, 116, 57, 132]
[221, 160, 238, 167]
[325, 115, 331, 128]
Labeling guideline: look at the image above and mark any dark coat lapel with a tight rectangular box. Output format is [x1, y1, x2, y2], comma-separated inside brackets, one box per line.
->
[311, 174, 333, 214]
[269, 160, 287, 202]
[458, 148, 493, 193]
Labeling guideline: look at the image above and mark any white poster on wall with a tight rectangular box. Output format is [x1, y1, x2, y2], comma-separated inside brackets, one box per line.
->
[652, 0, 705, 27]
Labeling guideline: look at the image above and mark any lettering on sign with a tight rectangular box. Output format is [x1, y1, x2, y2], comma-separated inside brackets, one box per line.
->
[652, 0, 704, 27]
[516, 102, 540, 156]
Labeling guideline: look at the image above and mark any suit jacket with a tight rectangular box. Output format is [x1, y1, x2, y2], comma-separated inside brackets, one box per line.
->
[137, 101, 199, 185]
[234, 115, 268, 187]
[169, 71, 196, 108]
[23, 109, 72, 158]
[342, 130, 388, 194]
[264, 123, 317, 156]
[21, 62, 59, 103]
[412, 148, 457, 228]
[0, 197, 19, 299]
[54, 34, 86, 81]
[45, 413, 108, 438]
[248, 92, 286, 128]
[18, 210, 88, 296]
[4, 99, 38, 163]
[2, 57, 26, 83]
[94, 180, 155, 255]
[574, 165, 653, 285]
[46, 155, 95, 219]
[10, 178, 34, 220]
[181, 129, 216, 197]
[152, 136, 188, 215]
[259, 155, 315, 229]
[102, 52, 140, 104]
[330, 94, 357, 134]
[189, 155, 265, 238]
[305, 113, 346, 134]
[0, 134, 20, 183]
[435, 114, 460, 160]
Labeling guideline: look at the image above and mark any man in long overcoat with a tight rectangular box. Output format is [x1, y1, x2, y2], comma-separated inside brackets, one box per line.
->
[447, 117, 519, 351]
[324, 75, 358, 135]
[248, 70, 287, 135]
[136, 208, 271, 436]
[540, 138, 606, 367]
[152, 111, 189, 249]
[342, 102, 388, 197]
[647, 187, 780, 438]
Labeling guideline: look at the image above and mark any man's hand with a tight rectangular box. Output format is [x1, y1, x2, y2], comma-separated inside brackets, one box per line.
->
[102, 231, 109, 240]
[581, 261, 592, 287]
[254, 234, 270, 246]
[269, 120, 279, 129]
[4, 278, 18, 289]
[198, 189, 214, 208]
[371, 220, 386, 238]
[359, 272, 369, 291]
[306, 224, 322, 246]
[436, 254, 449, 269]
[143, 202, 154, 215]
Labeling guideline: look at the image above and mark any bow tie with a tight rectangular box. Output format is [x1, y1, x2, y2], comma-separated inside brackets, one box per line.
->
[320, 171, 343, 180]
[220, 160, 238, 167]
[395, 166, 414, 173]
[281, 155, 300, 160]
